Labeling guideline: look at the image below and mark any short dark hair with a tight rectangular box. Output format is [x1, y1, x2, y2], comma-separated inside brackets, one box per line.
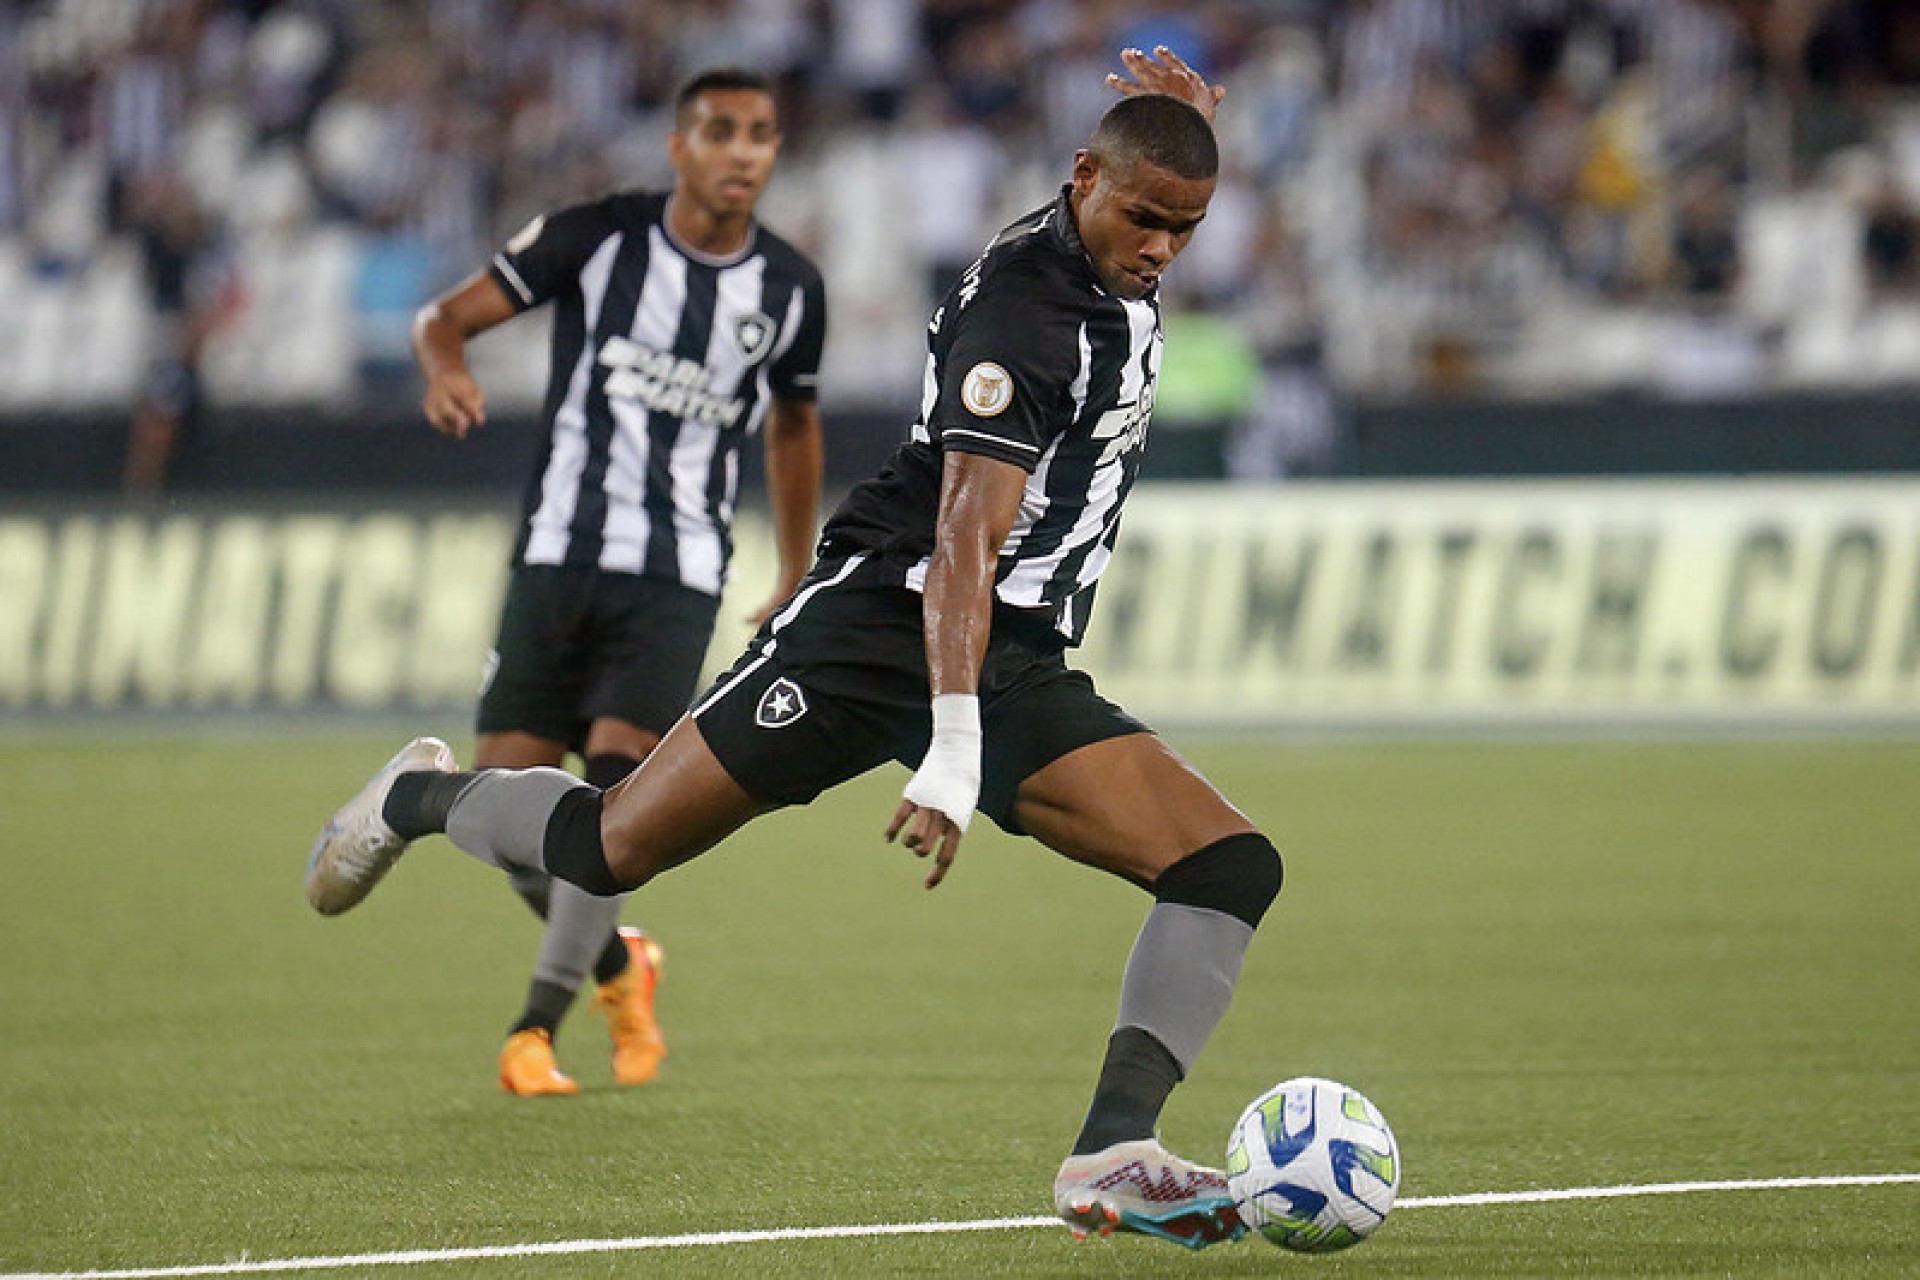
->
[1088, 94, 1218, 182]
[673, 68, 777, 127]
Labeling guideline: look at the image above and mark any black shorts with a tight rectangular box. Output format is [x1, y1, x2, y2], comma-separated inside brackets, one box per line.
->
[691, 553, 1147, 834]
[478, 565, 721, 750]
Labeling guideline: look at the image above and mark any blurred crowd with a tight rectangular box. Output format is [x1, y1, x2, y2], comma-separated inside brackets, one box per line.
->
[5, 0, 1920, 481]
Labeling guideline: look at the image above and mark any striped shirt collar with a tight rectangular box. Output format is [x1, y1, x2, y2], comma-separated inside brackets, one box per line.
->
[660, 192, 760, 267]
[1047, 183, 1088, 265]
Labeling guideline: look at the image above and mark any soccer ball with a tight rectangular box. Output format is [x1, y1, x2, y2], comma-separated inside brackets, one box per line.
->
[1225, 1076, 1400, 1252]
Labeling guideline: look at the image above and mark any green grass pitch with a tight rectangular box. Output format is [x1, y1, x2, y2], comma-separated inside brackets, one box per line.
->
[1, 731, 1917, 1276]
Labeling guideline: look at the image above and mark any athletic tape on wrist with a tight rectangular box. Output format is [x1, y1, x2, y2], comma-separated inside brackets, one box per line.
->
[928, 692, 981, 736]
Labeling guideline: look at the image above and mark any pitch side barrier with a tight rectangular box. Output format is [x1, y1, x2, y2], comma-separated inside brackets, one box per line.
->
[4, 479, 1919, 728]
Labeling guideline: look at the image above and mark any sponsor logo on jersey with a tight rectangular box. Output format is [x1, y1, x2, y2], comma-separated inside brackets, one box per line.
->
[597, 336, 746, 429]
[754, 677, 808, 728]
[1091, 385, 1154, 466]
[961, 362, 1013, 417]
[733, 311, 776, 361]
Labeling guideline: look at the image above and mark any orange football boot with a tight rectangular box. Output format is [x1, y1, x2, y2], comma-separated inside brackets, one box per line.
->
[499, 1027, 578, 1096]
[595, 927, 666, 1085]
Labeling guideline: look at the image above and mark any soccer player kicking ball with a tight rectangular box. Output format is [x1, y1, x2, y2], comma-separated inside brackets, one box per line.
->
[308, 47, 1280, 1250]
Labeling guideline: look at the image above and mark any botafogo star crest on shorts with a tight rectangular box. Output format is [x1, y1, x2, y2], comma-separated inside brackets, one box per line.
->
[754, 677, 808, 728]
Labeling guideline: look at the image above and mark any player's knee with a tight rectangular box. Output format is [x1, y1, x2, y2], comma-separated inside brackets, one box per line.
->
[1153, 832, 1283, 929]
[541, 788, 631, 895]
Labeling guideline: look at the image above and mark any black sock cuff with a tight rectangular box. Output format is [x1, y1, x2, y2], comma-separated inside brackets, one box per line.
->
[383, 770, 476, 841]
[1153, 832, 1283, 929]
[583, 752, 640, 791]
[592, 933, 631, 984]
[1070, 1027, 1185, 1154]
[542, 788, 625, 896]
[511, 980, 574, 1037]
[1110, 1025, 1183, 1084]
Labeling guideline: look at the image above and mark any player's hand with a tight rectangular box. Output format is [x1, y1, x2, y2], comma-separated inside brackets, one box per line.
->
[1107, 45, 1226, 122]
[423, 371, 487, 438]
[886, 694, 981, 889]
[886, 797, 965, 890]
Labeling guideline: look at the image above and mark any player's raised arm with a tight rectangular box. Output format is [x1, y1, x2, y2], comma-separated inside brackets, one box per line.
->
[1106, 45, 1225, 122]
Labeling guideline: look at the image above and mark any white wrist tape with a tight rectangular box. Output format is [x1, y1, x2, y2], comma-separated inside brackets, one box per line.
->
[928, 692, 981, 737]
[902, 694, 982, 832]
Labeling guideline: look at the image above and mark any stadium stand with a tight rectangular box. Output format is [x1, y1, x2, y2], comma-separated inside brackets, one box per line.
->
[4, 0, 1920, 480]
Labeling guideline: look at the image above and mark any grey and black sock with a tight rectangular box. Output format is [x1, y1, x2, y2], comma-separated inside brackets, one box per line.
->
[442, 767, 585, 875]
[383, 770, 477, 840]
[1070, 834, 1282, 1155]
[1072, 1027, 1183, 1154]
[525, 880, 625, 1009]
[509, 980, 574, 1038]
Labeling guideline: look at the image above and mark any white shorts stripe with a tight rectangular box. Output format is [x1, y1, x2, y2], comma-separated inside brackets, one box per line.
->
[765, 552, 867, 635]
[690, 645, 776, 720]
[689, 553, 868, 719]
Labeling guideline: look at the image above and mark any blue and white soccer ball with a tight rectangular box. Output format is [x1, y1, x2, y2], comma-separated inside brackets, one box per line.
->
[1225, 1076, 1400, 1252]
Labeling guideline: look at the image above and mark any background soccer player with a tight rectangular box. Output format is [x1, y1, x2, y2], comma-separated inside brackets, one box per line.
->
[312, 47, 1276, 1250]
[367, 67, 827, 1096]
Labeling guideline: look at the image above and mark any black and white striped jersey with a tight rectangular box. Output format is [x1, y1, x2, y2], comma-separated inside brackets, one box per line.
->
[820, 187, 1161, 646]
[488, 191, 826, 594]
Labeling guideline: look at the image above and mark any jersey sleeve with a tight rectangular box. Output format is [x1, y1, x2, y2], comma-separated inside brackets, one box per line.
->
[486, 200, 613, 313]
[768, 268, 827, 402]
[929, 261, 1081, 472]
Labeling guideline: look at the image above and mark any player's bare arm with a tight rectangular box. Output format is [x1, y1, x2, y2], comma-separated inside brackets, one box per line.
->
[412, 273, 516, 439]
[746, 395, 825, 625]
[885, 450, 1025, 885]
[1107, 45, 1225, 122]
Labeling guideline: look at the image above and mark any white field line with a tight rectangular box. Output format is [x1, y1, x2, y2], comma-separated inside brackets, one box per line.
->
[6, 1172, 1916, 1279]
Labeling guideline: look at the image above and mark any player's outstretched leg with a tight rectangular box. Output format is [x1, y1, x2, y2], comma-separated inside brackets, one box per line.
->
[308, 719, 764, 918]
[1053, 1137, 1245, 1249]
[306, 736, 458, 915]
